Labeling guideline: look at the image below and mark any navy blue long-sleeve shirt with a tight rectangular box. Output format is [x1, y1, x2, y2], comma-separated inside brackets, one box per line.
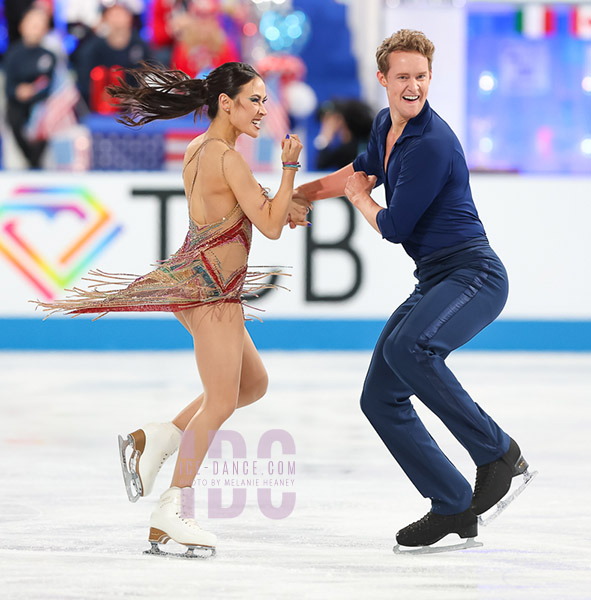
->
[3, 41, 56, 105]
[353, 101, 485, 262]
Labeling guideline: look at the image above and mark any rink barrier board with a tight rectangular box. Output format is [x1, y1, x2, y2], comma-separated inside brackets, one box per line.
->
[1, 318, 591, 351]
[2, 173, 591, 323]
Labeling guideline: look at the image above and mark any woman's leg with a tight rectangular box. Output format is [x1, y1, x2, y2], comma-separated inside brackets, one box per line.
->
[172, 313, 268, 430]
[170, 302, 245, 489]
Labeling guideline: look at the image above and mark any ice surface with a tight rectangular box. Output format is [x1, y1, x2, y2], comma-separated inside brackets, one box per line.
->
[1, 351, 590, 599]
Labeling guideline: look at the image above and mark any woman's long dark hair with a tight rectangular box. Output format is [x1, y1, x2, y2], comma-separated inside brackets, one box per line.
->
[107, 62, 261, 127]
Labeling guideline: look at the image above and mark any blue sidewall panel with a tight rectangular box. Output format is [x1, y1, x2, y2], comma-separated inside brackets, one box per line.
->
[2, 318, 591, 352]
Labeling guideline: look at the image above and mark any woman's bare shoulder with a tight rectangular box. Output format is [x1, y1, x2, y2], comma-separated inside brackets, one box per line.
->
[184, 134, 207, 158]
[187, 136, 241, 163]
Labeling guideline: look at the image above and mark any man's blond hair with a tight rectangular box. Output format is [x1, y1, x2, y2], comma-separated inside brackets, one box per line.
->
[376, 29, 435, 74]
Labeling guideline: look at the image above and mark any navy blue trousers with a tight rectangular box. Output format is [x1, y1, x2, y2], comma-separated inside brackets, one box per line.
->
[360, 237, 511, 514]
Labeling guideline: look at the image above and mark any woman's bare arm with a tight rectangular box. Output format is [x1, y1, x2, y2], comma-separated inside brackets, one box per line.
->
[223, 136, 303, 239]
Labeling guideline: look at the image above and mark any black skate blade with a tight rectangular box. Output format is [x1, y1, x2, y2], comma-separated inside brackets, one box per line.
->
[118, 434, 142, 503]
[479, 468, 538, 527]
[143, 542, 216, 559]
[393, 536, 483, 555]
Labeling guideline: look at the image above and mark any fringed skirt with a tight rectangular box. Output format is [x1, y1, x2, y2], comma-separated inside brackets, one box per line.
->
[33, 204, 283, 320]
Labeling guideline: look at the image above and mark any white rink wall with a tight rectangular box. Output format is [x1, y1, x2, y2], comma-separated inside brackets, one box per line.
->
[1, 171, 590, 350]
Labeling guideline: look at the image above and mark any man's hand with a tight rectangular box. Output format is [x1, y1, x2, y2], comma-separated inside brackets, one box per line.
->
[344, 171, 378, 207]
[344, 171, 381, 233]
[292, 186, 313, 206]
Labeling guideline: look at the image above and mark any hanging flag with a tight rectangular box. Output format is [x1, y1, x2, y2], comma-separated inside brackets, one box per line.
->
[261, 79, 290, 143]
[236, 134, 274, 172]
[163, 130, 196, 171]
[516, 4, 556, 39]
[571, 5, 591, 39]
[26, 66, 80, 141]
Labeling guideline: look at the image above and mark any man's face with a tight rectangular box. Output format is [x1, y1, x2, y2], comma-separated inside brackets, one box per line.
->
[377, 51, 432, 124]
[104, 5, 133, 30]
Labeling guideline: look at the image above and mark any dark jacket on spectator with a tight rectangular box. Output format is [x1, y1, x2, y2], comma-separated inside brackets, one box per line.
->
[3, 40, 56, 104]
[75, 30, 150, 106]
[3, 39, 56, 168]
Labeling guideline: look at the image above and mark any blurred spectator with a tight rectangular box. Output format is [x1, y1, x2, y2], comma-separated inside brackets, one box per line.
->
[149, 0, 240, 76]
[75, 0, 150, 110]
[314, 98, 374, 171]
[64, 0, 102, 70]
[3, 0, 51, 45]
[148, 0, 182, 66]
[2, 4, 56, 168]
[65, 0, 144, 71]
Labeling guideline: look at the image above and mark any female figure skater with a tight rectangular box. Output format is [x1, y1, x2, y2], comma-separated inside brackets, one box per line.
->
[36, 61, 305, 557]
[293, 30, 535, 552]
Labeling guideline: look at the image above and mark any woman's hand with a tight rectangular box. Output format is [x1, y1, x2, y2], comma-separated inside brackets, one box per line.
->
[285, 199, 309, 229]
[280, 134, 305, 229]
[288, 187, 313, 228]
[281, 134, 303, 164]
[344, 171, 378, 207]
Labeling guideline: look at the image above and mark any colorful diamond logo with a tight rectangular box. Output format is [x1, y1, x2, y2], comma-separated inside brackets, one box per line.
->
[0, 186, 123, 300]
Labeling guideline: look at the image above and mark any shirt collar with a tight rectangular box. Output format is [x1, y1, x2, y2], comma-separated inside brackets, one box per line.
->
[398, 100, 432, 142]
[379, 100, 432, 146]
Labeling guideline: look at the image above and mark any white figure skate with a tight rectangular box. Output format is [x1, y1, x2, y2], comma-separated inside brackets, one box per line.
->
[145, 487, 216, 558]
[118, 422, 182, 502]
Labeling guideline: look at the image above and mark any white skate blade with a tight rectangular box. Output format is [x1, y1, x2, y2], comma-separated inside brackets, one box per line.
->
[118, 434, 142, 503]
[393, 536, 483, 555]
[144, 542, 216, 559]
[478, 468, 538, 527]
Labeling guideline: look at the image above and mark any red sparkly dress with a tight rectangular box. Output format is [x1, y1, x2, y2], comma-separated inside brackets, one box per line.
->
[35, 139, 279, 319]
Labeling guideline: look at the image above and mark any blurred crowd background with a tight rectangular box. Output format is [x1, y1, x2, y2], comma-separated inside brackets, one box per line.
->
[0, 0, 590, 174]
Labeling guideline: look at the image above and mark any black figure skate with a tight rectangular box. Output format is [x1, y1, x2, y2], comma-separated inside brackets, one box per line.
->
[393, 508, 482, 555]
[471, 437, 538, 526]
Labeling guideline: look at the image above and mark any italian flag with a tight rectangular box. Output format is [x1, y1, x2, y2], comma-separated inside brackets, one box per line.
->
[516, 4, 556, 38]
[571, 6, 591, 39]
